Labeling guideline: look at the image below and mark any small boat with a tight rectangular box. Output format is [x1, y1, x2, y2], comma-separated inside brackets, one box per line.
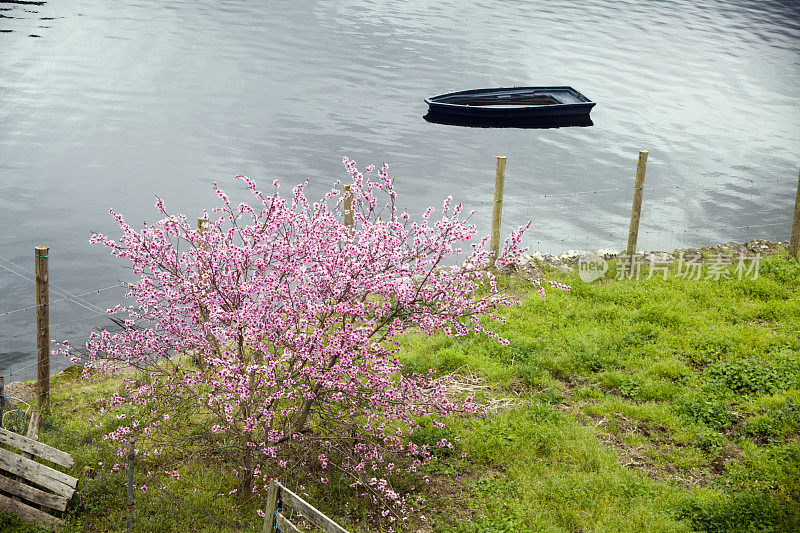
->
[424, 86, 596, 119]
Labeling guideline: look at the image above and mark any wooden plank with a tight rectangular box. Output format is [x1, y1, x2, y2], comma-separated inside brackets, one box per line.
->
[0, 447, 76, 498]
[0, 472, 68, 511]
[276, 512, 303, 533]
[25, 412, 42, 443]
[276, 482, 349, 533]
[0, 426, 74, 469]
[262, 482, 278, 533]
[0, 491, 61, 526]
[14, 411, 43, 505]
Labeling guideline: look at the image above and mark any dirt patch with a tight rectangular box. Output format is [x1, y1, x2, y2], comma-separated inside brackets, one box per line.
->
[3, 380, 36, 406]
[710, 445, 743, 475]
[548, 379, 726, 488]
[605, 414, 671, 444]
[747, 318, 775, 329]
[418, 468, 479, 530]
[592, 422, 715, 488]
[588, 412, 747, 488]
[722, 410, 748, 440]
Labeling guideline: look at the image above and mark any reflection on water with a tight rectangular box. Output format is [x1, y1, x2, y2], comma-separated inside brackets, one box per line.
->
[424, 112, 594, 130]
[0, 0, 799, 378]
[0, 1, 46, 6]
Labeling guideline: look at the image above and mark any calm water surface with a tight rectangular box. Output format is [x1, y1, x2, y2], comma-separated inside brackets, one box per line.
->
[1, 0, 799, 379]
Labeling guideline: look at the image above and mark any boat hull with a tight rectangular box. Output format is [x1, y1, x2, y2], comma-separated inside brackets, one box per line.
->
[423, 112, 594, 129]
[424, 86, 596, 119]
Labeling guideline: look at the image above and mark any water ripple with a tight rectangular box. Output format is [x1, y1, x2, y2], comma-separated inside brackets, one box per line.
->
[0, 0, 798, 373]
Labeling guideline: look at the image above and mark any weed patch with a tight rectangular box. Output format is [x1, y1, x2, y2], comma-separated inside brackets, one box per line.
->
[704, 357, 800, 397]
[673, 396, 733, 430]
[679, 492, 800, 533]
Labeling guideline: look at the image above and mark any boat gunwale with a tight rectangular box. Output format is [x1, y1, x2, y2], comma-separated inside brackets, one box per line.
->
[424, 86, 595, 111]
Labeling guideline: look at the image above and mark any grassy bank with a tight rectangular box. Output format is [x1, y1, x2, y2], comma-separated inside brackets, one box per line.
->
[401, 251, 800, 532]
[3, 251, 799, 532]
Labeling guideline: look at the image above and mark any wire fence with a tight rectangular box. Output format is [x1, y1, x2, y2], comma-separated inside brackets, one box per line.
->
[0, 255, 128, 382]
[1, 165, 797, 383]
[464, 172, 798, 255]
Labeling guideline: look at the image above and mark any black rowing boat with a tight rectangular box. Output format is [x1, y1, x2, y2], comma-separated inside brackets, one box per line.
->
[424, 86, 596, 119]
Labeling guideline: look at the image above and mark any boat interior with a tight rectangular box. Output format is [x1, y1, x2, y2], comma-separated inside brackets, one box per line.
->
[454, 95, 563, 106]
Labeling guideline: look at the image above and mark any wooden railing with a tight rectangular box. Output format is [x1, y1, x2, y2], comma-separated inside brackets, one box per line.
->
[262, 481, 349, 533]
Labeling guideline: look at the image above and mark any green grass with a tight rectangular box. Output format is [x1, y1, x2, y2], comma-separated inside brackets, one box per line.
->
[3, 254, 799, 531]
[396, 253, 800, 532]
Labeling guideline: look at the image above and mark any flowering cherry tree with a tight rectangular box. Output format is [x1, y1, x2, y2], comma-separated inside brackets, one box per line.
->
[58, 159, 541, 521]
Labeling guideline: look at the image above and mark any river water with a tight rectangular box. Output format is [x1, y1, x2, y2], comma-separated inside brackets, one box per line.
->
[1, 0, 799, 380]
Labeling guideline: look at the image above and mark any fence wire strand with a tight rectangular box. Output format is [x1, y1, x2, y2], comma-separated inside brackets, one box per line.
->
[2, 170, 797, 381]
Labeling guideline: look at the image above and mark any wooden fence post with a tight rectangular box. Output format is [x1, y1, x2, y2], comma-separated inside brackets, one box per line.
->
[790, 168, 800, 259]
[34, 247, 49, 414]
[344, 184, 354, 229]
[0, 376, 4, 427]
[196, 219, 208, 369]
[625, 151, 648, 261]
[490, 156, 507, 264]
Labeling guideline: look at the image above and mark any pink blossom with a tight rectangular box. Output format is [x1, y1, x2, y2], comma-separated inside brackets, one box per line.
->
[52, 158, 564, 523]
